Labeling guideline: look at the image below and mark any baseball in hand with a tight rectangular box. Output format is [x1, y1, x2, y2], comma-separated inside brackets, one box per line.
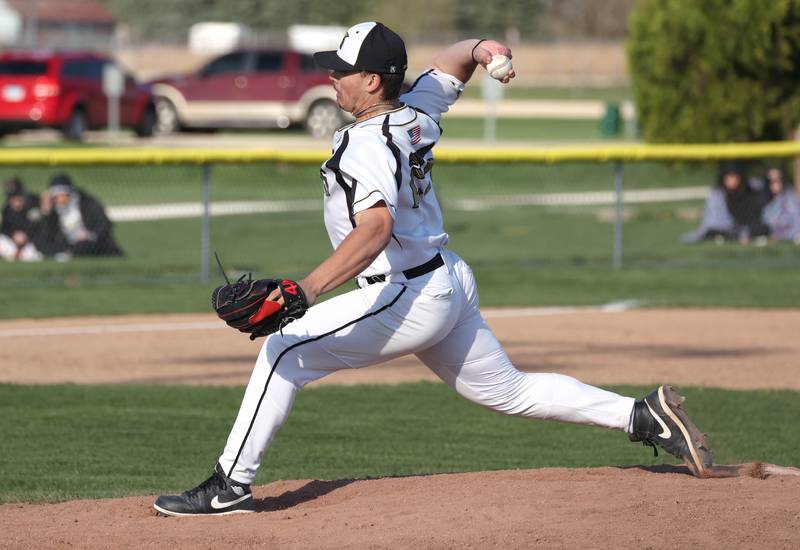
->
[486, 54, 513, 80]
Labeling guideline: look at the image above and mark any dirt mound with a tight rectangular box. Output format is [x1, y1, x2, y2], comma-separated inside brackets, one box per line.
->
[2, 467, 798, 549]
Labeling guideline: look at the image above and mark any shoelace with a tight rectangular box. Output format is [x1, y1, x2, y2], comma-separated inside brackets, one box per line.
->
[184, 471, 225, 499]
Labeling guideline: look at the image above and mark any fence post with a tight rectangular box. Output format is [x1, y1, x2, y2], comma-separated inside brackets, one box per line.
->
[201, 163, 212, 283]
[613, 160, 624, 270]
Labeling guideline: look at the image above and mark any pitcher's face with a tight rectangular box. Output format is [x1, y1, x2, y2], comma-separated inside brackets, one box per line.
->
[329, 70, 372, 114]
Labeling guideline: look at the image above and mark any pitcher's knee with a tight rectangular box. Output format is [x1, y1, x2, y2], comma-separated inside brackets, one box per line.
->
[259, 334, 303, 388]
[265, 333, 293, 364]
[265, 330, 312, 364]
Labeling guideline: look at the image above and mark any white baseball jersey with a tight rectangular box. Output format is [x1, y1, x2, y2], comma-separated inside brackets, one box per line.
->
[320, 69, 464, 277]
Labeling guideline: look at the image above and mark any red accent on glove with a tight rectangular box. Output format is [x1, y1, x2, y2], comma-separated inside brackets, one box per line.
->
[248, 299, 281, 324]
[281, 280, 299, 296]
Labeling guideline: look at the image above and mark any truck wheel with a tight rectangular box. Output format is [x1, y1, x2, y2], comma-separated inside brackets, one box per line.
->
[305, 100, 344, 138]
[63, 108, 88, 141]
[135, 104, 157, 137]
[154, 98, 180, 135]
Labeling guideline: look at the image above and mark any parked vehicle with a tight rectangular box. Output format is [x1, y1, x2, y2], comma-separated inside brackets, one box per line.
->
[149, 49, 345, 138]
[0, 51, 156, 141]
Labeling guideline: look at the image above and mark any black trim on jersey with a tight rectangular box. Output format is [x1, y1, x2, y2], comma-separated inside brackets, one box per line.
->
[407, 69, 434, 93]
[325, 131, 357, 228]
[422, 142, 436, 156]
[391, 233, 403, 249]
[409, 105, 443, 136]
[226, 286, 409, 479]
[409, 143, 435, 182]
[403, 69, 446, 135]
[326, 130, 348, 167]
[341, 178, 357, 228]
[381, 114, 404, 191]
[352, 189, 387, 208]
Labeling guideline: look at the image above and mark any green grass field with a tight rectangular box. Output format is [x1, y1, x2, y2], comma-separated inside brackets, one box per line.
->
[1, 382, 797, 504]
[3, 160, 799, 317]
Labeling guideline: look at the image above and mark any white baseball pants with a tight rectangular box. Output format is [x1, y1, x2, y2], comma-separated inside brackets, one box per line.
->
[218, 250, 635, 484]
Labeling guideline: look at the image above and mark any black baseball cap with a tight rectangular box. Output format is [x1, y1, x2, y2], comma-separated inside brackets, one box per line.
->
[313, 22, 407, 74]
[4, 177, 24, 198]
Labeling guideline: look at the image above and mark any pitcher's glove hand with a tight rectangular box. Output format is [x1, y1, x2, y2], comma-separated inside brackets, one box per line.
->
[212, 276, 308, 340]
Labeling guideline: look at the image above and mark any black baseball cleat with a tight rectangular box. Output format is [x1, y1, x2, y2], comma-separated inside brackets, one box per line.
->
[153, 463, 255, 517]
[629, 385, 713, 477]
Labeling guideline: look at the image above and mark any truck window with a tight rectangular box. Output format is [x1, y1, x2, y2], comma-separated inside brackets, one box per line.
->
[0, 61, 48, 75]
[87, 60, 107, 81]
[256, 53, 284, 73]
[201, 53, 248, 77]
[61, 59, 107, 81]
[61, 60, 88, 79]
[300, 54, 321, 73]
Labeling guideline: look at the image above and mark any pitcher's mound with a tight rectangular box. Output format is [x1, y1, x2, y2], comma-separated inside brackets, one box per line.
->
[2, 466, 798, 549]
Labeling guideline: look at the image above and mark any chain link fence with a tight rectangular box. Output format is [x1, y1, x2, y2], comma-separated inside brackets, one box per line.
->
[3, 147, 799, 296]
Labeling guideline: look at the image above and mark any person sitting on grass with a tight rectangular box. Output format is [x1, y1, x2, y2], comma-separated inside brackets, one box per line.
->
[762, 166, 800, 245]
[40, 173, 123, 259]
[681, 162, 770, 245]
[0, 177, 45, 262]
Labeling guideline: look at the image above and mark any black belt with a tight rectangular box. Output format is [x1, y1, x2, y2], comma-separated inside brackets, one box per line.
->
[363, 253, 444, 285]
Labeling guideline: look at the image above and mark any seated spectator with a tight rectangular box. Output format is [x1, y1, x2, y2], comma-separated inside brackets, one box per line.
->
[762, 166, 800, 244]
[41, 173, 123, 258]
[0, 177, 45, 261]
[682, 162, 770, 244]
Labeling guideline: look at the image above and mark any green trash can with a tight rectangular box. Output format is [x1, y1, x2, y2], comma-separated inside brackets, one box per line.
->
[600, 102, 621, 137]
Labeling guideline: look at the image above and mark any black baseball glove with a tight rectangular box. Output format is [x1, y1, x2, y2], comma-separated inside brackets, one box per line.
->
[212, 275, 309, 340]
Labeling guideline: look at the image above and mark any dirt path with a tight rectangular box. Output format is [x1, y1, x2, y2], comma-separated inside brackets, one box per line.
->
[2, 308, 798, 389]
[2, 467, 798, 549]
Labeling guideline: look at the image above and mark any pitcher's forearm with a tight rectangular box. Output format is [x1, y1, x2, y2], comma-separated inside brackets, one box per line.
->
[303, 227, 389, 296]
[431, 39, 483, 83]
[301, 206, 394, 299]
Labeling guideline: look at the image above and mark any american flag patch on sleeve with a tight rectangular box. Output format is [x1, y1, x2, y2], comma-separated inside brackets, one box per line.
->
[407, 125, 421, 144]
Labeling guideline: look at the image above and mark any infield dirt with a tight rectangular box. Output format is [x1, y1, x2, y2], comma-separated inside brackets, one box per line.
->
[1, 308, 799, 549]
[2, 308, 799, 389]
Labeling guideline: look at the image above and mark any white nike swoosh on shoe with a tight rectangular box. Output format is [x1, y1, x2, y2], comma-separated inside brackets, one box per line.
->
[645, 399, 672, 439]
[210, 493, 252, 510]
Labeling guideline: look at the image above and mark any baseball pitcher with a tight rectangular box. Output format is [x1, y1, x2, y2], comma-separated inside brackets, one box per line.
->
[154, 22, 713, 517]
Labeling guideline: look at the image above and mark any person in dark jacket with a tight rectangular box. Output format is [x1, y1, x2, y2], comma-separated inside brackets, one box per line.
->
[682, 162, 770, 244]
[0, 177, 46, 261]
[41, 173, 123, 257]
[720, 163, 770, 244]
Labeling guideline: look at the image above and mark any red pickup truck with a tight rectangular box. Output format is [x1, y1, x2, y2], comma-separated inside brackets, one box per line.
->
[150, 49, 345, 138]
[0, 51, 156, 140]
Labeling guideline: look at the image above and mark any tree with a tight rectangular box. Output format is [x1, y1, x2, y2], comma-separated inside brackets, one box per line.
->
[102, 0, 552, 43]
[627, 0, 800, 143]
